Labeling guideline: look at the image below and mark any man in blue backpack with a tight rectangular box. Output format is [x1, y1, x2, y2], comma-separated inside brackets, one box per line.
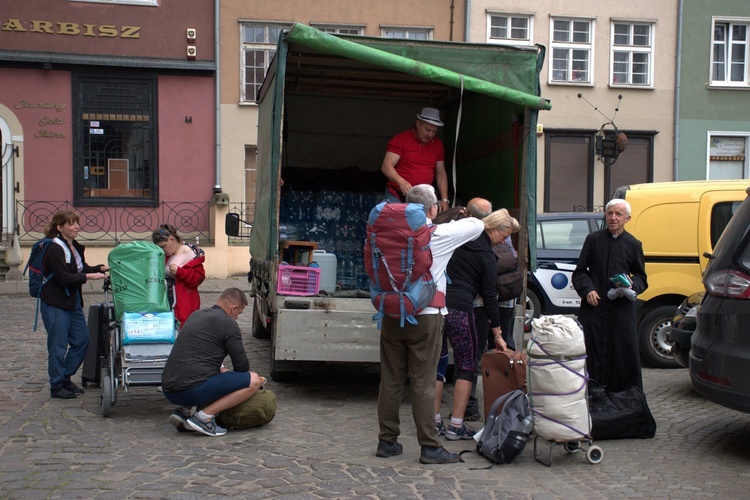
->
[40, 211, 108, 399]
[375, 184, 485, 464]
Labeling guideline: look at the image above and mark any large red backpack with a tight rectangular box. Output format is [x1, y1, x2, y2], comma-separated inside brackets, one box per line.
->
[364, 202, 439, 327]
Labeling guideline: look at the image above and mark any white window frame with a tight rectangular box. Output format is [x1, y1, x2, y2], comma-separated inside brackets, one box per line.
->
[710, 17, 750, 88]
[609, 20, 655, 88]
[240, 22, 291, 104]
[486, 12, 534, 46]
[549, 17, 595, 85]
[380, 26, 433, 40]
[706, 132, 750, 179]
[310, 23, 364, 35]
[69, 0, 158, 5]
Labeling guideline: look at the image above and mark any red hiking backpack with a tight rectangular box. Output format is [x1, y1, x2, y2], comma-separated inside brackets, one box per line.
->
[364, 202, 441, 327]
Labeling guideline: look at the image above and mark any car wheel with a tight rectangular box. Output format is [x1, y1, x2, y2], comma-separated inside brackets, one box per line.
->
[525, 289, 542, 329]
[638, 305, 680, 368]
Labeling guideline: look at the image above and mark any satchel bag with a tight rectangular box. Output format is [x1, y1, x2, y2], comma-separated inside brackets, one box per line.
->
[589, 384, 656, 440]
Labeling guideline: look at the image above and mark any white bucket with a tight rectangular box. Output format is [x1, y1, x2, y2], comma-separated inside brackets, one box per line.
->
[311, 250, 337, 293]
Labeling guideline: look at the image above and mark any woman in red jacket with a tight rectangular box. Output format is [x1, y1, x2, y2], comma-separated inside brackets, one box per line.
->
[152, 224, 206, 327]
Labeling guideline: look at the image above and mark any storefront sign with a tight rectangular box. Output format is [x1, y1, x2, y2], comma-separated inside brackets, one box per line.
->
[15, 100, 68, 139]
[2, 19, 140, 38]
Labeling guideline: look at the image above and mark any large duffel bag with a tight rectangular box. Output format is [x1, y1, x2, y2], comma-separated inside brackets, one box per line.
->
[589, 384, 656, 440]
[216, 388, 277, 430]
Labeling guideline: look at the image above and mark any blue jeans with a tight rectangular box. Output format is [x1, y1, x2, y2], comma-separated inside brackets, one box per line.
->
[41, 298, 90, 389]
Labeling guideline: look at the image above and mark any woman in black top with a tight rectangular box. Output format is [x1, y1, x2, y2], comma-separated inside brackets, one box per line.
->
[40, 211, 108, 399]
[434, 209, 519, 440]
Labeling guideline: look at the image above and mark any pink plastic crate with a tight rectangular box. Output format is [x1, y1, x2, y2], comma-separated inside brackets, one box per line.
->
[277, 264, 321, 296]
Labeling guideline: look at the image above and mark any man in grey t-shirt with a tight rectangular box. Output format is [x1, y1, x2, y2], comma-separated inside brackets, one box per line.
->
[161, 287, 265, 436]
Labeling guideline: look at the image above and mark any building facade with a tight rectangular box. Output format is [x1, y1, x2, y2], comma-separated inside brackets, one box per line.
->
[0, 0, 226, 275]
[676, 0, 750, 181]
[466, 0, 679, 211]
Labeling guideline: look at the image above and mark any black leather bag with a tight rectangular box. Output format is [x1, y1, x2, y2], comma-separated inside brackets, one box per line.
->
[589, 385, 656, 440]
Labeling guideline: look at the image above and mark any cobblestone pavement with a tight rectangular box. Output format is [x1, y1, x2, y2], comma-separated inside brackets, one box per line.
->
[1, 281, 750, 498]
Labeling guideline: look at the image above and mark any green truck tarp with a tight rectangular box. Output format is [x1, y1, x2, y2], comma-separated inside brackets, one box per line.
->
[256, 23, 549, 269]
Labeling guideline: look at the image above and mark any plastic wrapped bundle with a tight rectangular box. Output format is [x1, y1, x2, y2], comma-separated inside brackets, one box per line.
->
[527, 315, 591, 441]
[108, 241, 171, 319]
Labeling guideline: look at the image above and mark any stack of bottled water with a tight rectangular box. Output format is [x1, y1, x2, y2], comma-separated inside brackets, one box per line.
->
[279, 187, 384, 290]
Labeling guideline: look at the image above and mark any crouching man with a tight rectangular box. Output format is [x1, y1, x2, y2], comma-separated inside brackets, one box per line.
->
[161, 287, 265, 436]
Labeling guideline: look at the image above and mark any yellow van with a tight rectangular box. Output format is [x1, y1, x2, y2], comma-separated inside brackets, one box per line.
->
[612, 180, 749, 368]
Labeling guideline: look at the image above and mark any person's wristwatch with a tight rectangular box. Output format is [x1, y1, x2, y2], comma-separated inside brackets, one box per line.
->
[440, 198, 449, 203]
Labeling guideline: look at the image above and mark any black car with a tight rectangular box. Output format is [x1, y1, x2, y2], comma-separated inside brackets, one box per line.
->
[526, 212, 604, 326]
[690, 187, 750, 413]
[668, 291, 703, 369]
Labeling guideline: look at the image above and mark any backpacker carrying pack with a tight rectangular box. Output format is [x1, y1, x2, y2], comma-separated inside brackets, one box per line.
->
[23, 237, 70, 331]
[475, 389, 534, 466]
[364, 202, 440, 327]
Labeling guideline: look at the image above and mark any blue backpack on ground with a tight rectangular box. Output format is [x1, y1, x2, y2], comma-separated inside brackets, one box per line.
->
[23, 237, 70, 331]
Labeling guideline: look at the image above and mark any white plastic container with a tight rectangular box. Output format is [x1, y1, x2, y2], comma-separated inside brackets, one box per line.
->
[311, 250, 337, 293]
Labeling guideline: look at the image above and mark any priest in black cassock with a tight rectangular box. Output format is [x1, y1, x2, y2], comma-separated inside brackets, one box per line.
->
[572, 199, 648, 392]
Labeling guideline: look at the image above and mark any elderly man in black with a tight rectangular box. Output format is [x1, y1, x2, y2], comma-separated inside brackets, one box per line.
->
[572, 199, 648, 392]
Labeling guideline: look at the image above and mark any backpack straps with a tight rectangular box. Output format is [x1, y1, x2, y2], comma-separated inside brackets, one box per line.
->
[33, 238, 72, 332]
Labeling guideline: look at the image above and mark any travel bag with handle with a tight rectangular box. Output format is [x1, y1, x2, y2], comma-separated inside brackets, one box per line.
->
[481, 348, 527, 421]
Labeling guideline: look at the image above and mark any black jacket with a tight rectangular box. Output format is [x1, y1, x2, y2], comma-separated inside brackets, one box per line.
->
[41, 238, 104, 310]
[446, 231, 501, 328]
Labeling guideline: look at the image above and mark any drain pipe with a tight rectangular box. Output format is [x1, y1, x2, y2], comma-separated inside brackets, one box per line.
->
[464, 0, 471, 42]
[673, 0, 683, 181]
[213, 0, 222, 194]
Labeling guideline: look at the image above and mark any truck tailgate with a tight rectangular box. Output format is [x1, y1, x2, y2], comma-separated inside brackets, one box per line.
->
[274, 296, 380, 363]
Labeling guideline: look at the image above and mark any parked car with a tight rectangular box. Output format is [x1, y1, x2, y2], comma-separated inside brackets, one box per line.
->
[668, 291, 703, 369]
[526, 212, 604, 326]
[690, 187, 750, 413]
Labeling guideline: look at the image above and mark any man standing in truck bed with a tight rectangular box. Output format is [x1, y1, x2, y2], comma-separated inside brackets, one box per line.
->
[381, 107, 451, 212]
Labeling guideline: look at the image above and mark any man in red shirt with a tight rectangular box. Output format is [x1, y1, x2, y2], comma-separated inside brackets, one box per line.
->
[381, 107, 450, 212]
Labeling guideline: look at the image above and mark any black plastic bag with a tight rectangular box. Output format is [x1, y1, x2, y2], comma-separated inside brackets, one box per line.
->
[589, 384, 656, 440]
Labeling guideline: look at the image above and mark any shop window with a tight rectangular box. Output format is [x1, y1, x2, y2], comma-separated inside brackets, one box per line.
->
[73, 75, 157, 206]
[708, 134, 748, 179]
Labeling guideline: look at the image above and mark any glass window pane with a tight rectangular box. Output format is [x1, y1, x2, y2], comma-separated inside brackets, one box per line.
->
[573, 21, 590, 43]
[633, 24, 650, 46]
[715, 24, 726, 42]
[553, 20, 569, 42]
[614, 24, 630, 45]
[491, 26, 507, 38]
[732, 24, 747, 41]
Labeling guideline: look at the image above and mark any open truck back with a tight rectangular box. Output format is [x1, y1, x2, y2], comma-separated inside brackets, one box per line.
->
[246, 23, 550, 381]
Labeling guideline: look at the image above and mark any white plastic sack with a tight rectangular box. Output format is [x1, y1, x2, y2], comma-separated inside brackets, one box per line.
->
[527, 315, 590, 440]
[529, 315, 585, 357]
[531, 399, 591, 441]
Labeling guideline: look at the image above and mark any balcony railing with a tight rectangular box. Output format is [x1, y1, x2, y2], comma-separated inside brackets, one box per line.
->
[16, 200, 213, 245]
[14, 200, 257, 245]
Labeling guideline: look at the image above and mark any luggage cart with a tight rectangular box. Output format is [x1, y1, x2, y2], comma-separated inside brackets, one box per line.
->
[526, 315, 604, 466]
[98, 241, 179, 417]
